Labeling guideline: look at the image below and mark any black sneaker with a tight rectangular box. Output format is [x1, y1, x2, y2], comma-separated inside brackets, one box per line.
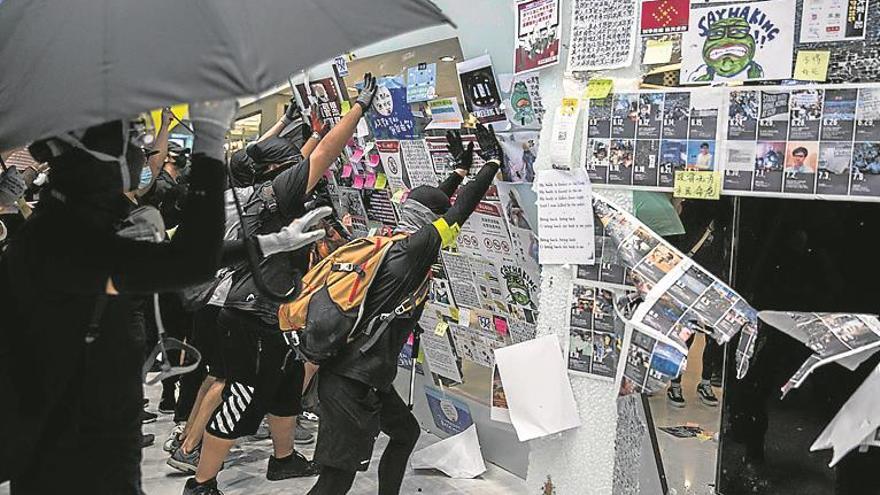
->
[667, 385, 686, 408]
[266, 451, 321, 480]
[183, 477, 223, 495]
[141, 410, 158, 424]
[141, 433, 155, 448]
[697, 382, 719, 407]
[159, 397, 177, 414]
[168, 445, 201, 474]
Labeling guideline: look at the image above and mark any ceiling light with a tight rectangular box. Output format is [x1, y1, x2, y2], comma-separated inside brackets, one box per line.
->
[439, 55, 456, 62]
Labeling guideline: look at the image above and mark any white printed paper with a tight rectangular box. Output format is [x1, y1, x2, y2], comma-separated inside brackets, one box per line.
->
[410, 424, 487, 478]
[376, 140, 407, 192]
[800, 0, 868, 43]
[425, 97, 465, 130]
[811, 363, 880, 466]
[400, 139, 439, 188]
[494, 335, 581, 441]
[535, 168, 595, 265]
[566, 0, 637, 71]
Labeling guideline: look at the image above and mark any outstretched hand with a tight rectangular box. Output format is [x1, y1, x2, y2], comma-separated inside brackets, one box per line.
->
[355, 72, 378, 112]
[474, 123, 504, 165]
[445, 130, 474, 172]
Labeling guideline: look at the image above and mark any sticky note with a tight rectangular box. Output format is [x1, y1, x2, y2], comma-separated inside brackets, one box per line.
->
[673, 170, 721, 200]
[341, 100, 351, 115]
[493, 316, 509, 336]
[341, 164, 353, 178]
[350, 148, 365, 163]
[369, 154, 381, 167]
[794, 50, 830, 82]
[365, 172, 377, 189]
[586, 78, 613, 100]
[643, 39, 673, 65]
[449, 307, 460, 322]
[375, 173, 388, 190]
[353, 175, 365, 189]
[391, 189, 406, 203]
[435, 321, 449, 337]
[458, 308, 471, 326]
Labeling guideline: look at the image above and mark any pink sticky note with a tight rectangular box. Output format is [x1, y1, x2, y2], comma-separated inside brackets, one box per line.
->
[365, 172, 377, 189]
[353, 175, 365, 189]
[369, 154, 381, 167]
[493, 316, 509, 336]
[401, 190, 410, 203]
[350, 148, 365, 163]
[341, 164, 353, 178]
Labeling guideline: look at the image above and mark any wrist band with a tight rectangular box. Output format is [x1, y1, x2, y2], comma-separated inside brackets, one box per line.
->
[311, 131, 322, 141]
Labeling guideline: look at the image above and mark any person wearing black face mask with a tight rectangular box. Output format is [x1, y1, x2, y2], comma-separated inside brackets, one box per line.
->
[0, 101, 236, 494]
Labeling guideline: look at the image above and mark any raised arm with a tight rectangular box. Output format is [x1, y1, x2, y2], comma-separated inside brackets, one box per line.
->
[437, 129, 474, 197]
[441, 124, 502, 228]
[306, 73, 378, 193]
[136, 108, 174, 196]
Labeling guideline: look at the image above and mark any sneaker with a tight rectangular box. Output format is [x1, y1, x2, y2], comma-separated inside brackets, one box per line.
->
[299, 411, 319, 423]
[164, 423, 186, 453]
[697, 382, 719, 407]
[183, 477, 223, 495]
[294, 423, 315, 446]
[142, 433, 156, 448]
[266, 451, 321, 480]
[141, 410, 158, 424]
[667, 384, 686, 408]
[159, 396, 177, 415]
[168, 445, 201, 474]
[251, 420, 271, 441]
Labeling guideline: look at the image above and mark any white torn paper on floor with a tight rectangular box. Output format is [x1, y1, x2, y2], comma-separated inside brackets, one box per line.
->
[811, 363, 880, 467]
[410, 424, 487, 479]
[494, 334, 581, 441]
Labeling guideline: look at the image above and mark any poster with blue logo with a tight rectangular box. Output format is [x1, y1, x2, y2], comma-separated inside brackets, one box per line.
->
[424, 386, 474, 435]
[366, 77, 419, 140]
[681, 0, 795, 83]
[406, 63, 437, 103]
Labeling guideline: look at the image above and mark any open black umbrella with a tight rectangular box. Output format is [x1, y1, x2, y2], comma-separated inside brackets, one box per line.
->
[0, 0, 450, 151]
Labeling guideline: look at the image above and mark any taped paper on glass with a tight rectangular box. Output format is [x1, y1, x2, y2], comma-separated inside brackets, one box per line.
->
[457, 201, 515, 263]
[424, 386, 474, 435]
[681, 0, 795, 84]
[494, 335, 581, 441]
[490, 365, 512, 423]
[496, 181, 540, 269]
[592, 193, 759, 379]
[425, 97, 464, 130]
[514, 0, 561, 74]
[332, 186, 369, 237]
[567, 282, 625, 380]
[567, 0, 637, 71]
[440, 252, 482, 310]
[573, 211, 635, 290]
[296, 77, 344, 127]
[811, 363, 880, 466]
[406, 63, 437, 103]
[362, 189, 399, 227]
[376, 140, 407, 192]
[549, 100, 581, 168]
[425, 134, 484, 179]
[457, 55, 506, 124]
[497, 131, 539, 183]
[535, 168, 595, 265]
[758, 311, 880, 396]
[400, 139, 439, 188]
[618, 320, 689, 395]
[799, 0, 868, 43]
[366, 77, 419, 140]
[498, 73, 546, 130]
[411, 424, 487, 478]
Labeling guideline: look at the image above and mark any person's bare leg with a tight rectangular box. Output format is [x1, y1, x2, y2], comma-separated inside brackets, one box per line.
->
[180, 376, 215, 441]
[267, 414, 296, 458]
[194, 432, 235, 483]
[182, 378, 225, 453]
[303, 363, 319, 394]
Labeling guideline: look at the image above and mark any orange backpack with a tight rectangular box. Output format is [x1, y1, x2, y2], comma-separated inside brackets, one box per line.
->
[278, 234, 430, 363]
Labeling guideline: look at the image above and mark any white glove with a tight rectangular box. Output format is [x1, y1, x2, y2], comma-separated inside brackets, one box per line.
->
[257, 206, 332, 257]
[0, 167, 27, 207]
[190, 99, 239, 161]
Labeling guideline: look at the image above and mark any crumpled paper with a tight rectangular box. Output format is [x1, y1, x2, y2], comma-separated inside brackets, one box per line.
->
[410, 424, 487, 479]
[811, 363, 880, 466]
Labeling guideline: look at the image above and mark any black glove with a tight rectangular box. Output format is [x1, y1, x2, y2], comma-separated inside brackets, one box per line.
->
[355, 72, 378, 112]
[474, 123, 504, 165]
[445, 130, 474, 172]
[283, 97, 302, 124]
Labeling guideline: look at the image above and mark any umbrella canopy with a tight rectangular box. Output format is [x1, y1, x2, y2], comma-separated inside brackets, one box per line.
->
[0, 0, 450, 151]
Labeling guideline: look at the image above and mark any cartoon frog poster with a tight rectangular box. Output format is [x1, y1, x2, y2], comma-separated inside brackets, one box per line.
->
[681, 0, 795, 83]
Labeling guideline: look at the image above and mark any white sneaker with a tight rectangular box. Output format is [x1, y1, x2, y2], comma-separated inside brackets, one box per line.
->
[163, 422, 186, 453]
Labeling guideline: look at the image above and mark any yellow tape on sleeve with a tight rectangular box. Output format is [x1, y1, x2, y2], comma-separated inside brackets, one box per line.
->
[432, 217, 460, 248]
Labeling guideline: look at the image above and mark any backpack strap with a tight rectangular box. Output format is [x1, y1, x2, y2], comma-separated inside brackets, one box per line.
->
[358, 275, 432, 355]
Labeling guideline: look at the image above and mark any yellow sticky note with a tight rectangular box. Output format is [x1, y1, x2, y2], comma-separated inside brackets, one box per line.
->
[673, 171, 721, 200]
[341, 100, 351, 115]
[391, 189, 406, 203]
[794, 50, 830, 82]
[585, 79, 613, 100]
[375, 173, 388, 190]
[643, 40, 674, 65]
[434, 321, 449, 337]
[416, 346, 425, 364]
[150, 104, 189, 135]
[449, 307, 460, 322]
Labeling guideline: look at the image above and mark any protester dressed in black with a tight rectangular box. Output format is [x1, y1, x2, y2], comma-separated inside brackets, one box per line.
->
[308, 125, 503, 495]
[0, 103, 237, 495]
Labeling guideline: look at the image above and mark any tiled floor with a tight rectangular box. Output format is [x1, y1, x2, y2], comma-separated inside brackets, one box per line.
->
[0, 339, 720, 495]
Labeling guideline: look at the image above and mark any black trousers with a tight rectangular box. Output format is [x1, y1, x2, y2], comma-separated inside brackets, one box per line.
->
[4, 300, 145, 494]
[672, 334, 722, 384]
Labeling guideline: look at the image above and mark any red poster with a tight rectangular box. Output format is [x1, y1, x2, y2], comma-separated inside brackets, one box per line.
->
[640, 0, 689, 35]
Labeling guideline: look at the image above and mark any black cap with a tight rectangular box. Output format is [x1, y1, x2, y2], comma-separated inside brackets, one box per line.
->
[407, 185, 451, 215]
[246, 137, 300, 166]
[228, 149, 256, 187]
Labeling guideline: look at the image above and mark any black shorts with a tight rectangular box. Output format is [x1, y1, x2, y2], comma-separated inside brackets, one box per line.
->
[314, 372, 420, 472]
[191, 304, 225, 379]
[206, 309, 304, 440]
